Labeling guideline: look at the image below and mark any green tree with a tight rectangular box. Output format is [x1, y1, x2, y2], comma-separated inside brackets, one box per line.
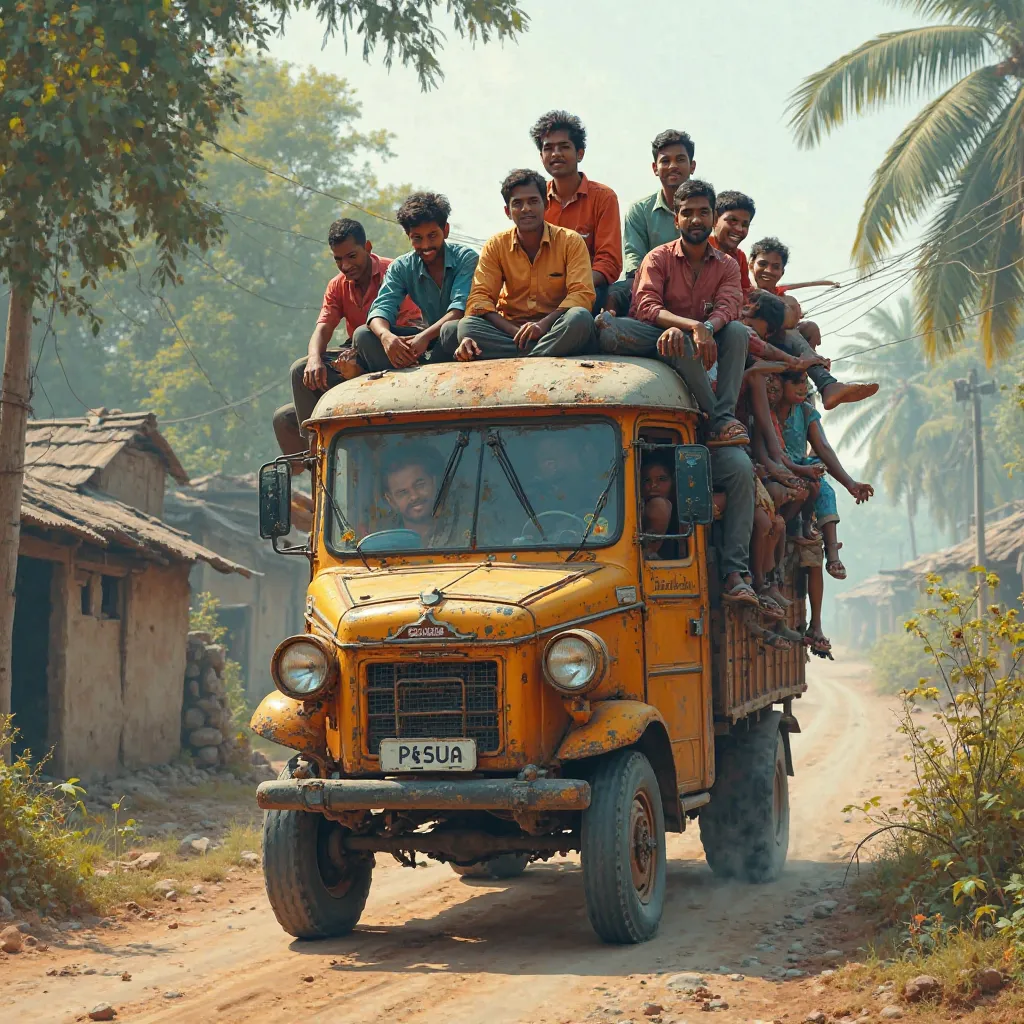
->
[0, 0, 528, 738]
[787, 0, 1024, 364]
[29, 55, 413, 474]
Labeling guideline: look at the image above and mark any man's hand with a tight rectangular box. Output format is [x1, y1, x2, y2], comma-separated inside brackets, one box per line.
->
[381, 331, 419, 368]
[303, 352, 329, 391]
[331, 348, 363, 381]
[792, 354, 830, 372]
[513, 321, 544, 349]
[848, 481, 874, 504]
[455, 338, 482, 362]
[657, 327, 688, 358]
[794, 463, 825, 480]
[692, 321, 718, 370]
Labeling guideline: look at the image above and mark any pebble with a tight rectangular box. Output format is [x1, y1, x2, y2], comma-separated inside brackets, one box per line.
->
[785, 968, 805, 978]
[822, 949, 843, 962]
[0, 896, 13, 920]
[642, 1004, 663, 1017]
[191, 885, 205, 895]
[84, 967, 97, 975]
[167, 922, 178, 930]
[812, 900, 839, 919]
[129, 851, 164, 871]
[754, 942, 776, 952]
[976, 967, 1004, 993]
[879, 1009, 904, 1020]
[728, 974, 744, 982]
[164, 990, 183, 999]
[788, 941, 805, 953]
[805, 1013, 827, 1024]
[88, 1006, 117, 1022]
[239, 850, 260, 866]
[707, 998, 728, 1011]
[740, 957, 761, 968]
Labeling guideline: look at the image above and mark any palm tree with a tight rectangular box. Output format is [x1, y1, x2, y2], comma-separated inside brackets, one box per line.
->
[787, 1, 1024, 363]
[834, 299, 932, 555]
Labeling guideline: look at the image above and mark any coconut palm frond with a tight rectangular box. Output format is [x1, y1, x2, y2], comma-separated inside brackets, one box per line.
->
[786, 24, 992, 148]
[897, 0, 1024, 37]
[853, 67, 1011, 263]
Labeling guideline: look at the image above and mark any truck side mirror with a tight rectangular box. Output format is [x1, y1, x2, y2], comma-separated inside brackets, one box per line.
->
[674, 445, 714, 526]
[258, 462, 292, 539]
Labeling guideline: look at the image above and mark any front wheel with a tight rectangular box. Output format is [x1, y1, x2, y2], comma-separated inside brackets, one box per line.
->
[581, 749, 666, 944]
[262, 764, 374, 939]
[451, 854, 530, 880]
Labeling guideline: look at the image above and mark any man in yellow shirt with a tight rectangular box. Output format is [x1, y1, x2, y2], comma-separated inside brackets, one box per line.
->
[442, 169, 596, 362]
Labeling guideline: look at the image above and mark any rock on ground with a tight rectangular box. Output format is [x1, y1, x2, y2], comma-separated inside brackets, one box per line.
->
[879, 1008, 904, 1021]
[1, 924, 24, 953]
[88, 1005, 117, 1021]
[976, 967, 1004, 993]
[903, 974, 942, 1003]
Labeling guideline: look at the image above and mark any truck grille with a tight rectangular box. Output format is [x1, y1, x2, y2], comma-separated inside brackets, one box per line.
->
[366, 661, 501, 755]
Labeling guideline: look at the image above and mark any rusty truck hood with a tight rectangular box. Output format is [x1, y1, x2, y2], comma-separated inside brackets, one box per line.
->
[306, 562, 639, 645]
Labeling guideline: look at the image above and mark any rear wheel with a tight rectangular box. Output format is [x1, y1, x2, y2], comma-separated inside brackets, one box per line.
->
[451, 854, 530, 880]
[262, 762, 374, 939]
[699, 711, 790, 883]
[581, 749, 666, 944]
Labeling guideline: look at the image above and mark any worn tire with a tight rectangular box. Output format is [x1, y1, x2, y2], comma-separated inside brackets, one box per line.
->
[581, 749, 666, 944]
[262, 763, 373, 940]
[451, 854, 530, 880]
[699, 711, 790, 884]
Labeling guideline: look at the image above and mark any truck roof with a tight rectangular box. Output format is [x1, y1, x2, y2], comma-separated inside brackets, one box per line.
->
[309, 355, 699, 423]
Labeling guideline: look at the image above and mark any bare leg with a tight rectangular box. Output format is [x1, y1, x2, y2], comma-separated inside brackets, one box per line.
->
[821, 520, 846, 579]
[751, 506, 771, 590]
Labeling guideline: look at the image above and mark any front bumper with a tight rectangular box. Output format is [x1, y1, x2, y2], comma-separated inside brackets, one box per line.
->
[256, 777, 592, 814]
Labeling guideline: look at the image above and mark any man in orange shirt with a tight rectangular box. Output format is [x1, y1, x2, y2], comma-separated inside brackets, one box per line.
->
[531, 110, 621, 314]
[442, 169, 595, 362]
[272, 217, 419, 460]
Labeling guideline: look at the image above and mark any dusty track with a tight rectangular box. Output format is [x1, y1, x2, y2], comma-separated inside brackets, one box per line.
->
[2, 655, 912, 1023]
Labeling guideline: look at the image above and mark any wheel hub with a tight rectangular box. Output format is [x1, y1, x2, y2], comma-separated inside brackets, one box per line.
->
[628, 792, 657, 903]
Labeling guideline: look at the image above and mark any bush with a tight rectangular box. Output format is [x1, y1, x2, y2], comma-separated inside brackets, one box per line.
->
[0, 717, 91, 913]
[850, 571, 1024, 964]
[869, 628, 937, 694]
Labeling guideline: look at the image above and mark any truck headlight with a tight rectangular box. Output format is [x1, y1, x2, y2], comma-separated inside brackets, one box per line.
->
[271, 635, 336, 700]
[542, 629, 608, 695]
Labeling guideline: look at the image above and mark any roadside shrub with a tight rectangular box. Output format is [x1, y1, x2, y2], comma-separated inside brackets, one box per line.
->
[869, 628, 936, 694]
[849, 571, 1024, 961]
[0, 717, 91, 913]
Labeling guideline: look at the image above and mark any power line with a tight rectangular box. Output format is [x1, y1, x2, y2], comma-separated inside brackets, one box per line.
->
[183, 246, 320, 310]
[162, 377, 287, 424]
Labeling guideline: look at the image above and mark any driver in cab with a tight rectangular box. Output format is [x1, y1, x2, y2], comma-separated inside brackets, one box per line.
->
[381, 445, 464, 549]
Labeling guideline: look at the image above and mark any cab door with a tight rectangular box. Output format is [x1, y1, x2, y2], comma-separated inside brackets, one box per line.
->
[636, 423, 714, 793]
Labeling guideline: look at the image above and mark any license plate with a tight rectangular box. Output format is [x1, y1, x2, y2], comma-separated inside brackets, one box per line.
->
[378, 738, 477, 772]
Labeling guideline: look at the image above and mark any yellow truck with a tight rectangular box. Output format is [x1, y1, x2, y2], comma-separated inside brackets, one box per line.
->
[252, 355, 806, 944]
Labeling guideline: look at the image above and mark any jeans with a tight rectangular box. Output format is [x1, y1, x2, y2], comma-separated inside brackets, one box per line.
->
[779, 328, 838, 393]
[711, 445, 754, 578]
[596, 317, 749, 428]
[272, 349, 348, 454]
[434, 307, 595, 361]
[351, 321, 459, 373]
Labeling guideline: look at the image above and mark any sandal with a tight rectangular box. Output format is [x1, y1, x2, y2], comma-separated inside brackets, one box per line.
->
[748, 621, 793, 651]
[722, 579, 759, 607]
[757, 588, 786, 620]
[804, 626, 834, 660]
[825, 542, 846, 580]
[707, 419, 750, 448]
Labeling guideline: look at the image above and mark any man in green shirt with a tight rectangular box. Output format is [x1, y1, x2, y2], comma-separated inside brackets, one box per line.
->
[608, 129, 696, 314]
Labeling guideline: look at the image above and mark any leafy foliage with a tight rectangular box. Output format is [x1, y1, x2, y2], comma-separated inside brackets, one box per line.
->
[849, 572, 1024, 945]
[0, 716, 91, 912]
[870, 626, 939, 693]
[786, 1, 1024, 362]
[16, 56, 413, 474]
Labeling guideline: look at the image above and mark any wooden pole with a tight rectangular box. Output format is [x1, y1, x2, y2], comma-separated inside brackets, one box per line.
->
[0, 287, 33, 742]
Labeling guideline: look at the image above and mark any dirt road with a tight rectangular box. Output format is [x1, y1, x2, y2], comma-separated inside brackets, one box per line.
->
[2, 655, 913, 1023]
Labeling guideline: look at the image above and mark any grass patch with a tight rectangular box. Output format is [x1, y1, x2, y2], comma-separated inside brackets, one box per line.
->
[80, 821, 262, 914]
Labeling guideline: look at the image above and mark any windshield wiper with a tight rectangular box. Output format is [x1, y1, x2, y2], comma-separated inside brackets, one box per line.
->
[486, 430, 545, 539]
[566, 450, 623, 562]
[431, 430, 470, 519]
[319, 470, 372, 571]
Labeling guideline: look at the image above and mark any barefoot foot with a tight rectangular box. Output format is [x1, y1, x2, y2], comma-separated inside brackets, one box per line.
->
[822, 380, 879, 410]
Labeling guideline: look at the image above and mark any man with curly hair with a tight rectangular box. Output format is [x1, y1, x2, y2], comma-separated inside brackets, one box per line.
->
[439, 169, 595, 362]
[530, 110, 621, 313]
[353, 191, 478, 372]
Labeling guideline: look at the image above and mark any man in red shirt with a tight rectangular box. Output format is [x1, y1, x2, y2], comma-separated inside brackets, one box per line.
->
[709, 191, 755, 297]
[273, 218, 420, 460]
[531, 110, 622, 314]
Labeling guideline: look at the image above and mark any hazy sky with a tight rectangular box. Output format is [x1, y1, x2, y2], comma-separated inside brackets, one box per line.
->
[269, 0, 929, 359]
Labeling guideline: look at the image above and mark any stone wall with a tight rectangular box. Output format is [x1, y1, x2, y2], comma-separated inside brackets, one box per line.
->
[180, 632, 246, 768]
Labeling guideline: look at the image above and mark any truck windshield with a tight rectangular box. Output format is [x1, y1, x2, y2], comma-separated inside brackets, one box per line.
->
[327, 420, 621, 555]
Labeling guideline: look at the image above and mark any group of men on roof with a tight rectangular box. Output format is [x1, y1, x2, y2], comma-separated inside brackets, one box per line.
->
[272, 111, 879, 656]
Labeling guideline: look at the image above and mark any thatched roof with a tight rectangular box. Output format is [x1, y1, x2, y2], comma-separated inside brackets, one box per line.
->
[22, 475, 249, 576]
[25, 410, 188, 488]
[903, 503, 1024, 576]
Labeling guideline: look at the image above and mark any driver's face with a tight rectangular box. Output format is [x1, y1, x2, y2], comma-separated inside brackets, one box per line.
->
[641, 464, 673, 501]
[385, 464, 437, 525]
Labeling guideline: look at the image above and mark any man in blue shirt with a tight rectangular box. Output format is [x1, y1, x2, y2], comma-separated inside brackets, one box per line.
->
[353, 192, 479, 371]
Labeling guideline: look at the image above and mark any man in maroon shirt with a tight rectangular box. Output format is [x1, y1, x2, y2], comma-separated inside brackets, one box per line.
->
[272, 217, 419, 461]
[596, 179, 749, 447]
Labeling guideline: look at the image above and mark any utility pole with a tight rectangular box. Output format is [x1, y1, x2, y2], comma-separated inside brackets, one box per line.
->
[954, 369, 996, 638]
